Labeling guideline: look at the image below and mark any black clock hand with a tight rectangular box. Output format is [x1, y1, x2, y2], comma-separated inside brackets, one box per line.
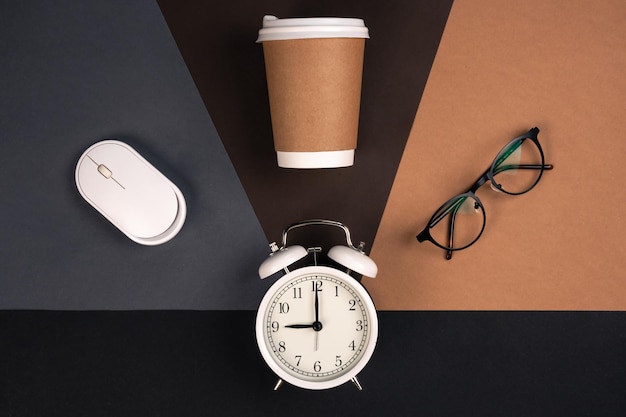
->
[314, 285, 320, 324]
[313, 284, 322, 351]
[312, 285, 323, 331]
[285, 324, 314, 329]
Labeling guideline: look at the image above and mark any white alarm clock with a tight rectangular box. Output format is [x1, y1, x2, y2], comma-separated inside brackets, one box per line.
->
[255, 220, 378, 390]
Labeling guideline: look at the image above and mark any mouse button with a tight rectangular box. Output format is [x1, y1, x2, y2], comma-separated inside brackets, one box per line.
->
[86, 141, 127, 163]
[87, 142, 138, 182]
[116, 177, 179, 239]
[76, 155, 126, 207]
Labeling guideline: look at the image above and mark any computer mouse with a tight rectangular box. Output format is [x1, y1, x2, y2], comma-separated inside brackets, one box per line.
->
[75, 140, 186, 245]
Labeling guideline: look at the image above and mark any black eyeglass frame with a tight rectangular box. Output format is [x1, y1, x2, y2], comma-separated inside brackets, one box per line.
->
[416, 127, 553, 260]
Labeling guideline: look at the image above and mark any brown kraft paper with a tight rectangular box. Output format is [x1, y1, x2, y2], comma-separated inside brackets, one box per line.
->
[262, 38, 365, 152]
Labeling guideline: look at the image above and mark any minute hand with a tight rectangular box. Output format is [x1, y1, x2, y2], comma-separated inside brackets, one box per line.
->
[313, 285, 322, 352]
[314, 285, 320, 323]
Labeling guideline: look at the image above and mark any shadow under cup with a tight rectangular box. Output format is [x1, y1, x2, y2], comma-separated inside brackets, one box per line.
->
[257, 16, 369, 169]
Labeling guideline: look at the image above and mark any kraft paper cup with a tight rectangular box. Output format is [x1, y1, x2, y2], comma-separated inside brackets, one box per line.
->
[257, 15, 369, 168]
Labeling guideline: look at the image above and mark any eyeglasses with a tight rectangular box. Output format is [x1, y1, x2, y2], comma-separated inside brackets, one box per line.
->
[416, 127, 553, 260]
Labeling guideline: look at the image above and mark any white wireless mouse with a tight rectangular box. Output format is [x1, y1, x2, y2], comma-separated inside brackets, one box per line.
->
[75, 140, 186, 245]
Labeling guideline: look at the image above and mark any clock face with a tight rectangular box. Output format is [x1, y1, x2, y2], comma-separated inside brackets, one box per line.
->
[255, 266, 378, 390]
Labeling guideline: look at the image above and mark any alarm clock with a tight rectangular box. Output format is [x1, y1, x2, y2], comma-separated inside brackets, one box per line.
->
[255, 219, 378, 390]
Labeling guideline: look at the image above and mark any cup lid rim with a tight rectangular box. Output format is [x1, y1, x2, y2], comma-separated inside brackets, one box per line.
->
[257, 15, 369, 42]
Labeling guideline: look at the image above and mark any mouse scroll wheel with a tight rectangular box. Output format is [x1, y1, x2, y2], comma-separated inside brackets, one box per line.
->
[97, 164, 113, 179]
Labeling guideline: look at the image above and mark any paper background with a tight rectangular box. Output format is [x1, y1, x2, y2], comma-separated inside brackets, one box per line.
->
[367, 0, 626, 310]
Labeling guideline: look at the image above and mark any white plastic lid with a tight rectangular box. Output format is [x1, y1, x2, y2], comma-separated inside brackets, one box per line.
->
[257, 15, 369, 42]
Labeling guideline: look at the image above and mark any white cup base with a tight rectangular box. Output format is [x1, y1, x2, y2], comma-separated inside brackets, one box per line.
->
[276, 150, 355, 168]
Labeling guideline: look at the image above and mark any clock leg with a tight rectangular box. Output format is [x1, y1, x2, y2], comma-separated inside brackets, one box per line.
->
[273, 378, 284, 391]
[350, 376, 363, 391]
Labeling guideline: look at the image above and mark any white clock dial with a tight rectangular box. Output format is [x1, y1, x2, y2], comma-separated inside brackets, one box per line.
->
[256, 266, 378, 390]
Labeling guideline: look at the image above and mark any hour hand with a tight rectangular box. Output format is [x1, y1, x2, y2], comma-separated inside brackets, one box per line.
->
[285, 323, 314, 329]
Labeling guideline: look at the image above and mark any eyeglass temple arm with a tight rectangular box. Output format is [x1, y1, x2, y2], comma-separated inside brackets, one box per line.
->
[493, 163, 554, 176]
[416, 228, 429, 243]
[446, 207, 459, 260]
[469, 163, 553, 193]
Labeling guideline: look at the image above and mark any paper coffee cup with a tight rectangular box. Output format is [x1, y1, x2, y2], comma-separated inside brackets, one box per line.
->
[257, 15, 369, 168]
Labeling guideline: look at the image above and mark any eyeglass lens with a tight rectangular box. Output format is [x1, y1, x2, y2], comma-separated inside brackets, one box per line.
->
[491, 137, 544, 194]
[428, 194, 485, 251]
